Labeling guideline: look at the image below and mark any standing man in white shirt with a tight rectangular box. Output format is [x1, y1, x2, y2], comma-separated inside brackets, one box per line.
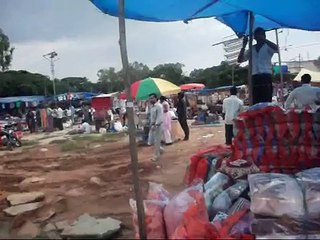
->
[148, 93, 164, 162]
[285, 74, 320, 111]
[238, 27, 278, 104]
[223, 86, 244, 145]
[56, 106, 64, 131]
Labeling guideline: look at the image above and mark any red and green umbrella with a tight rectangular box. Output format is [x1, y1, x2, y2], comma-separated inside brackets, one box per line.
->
[131, 77, 181, 101]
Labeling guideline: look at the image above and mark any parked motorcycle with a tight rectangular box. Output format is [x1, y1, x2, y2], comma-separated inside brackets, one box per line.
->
[0, 123, 23, 150]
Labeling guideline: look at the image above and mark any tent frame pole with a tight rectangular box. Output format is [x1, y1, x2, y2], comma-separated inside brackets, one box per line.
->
[275, 29, 284, 106]
[118, 0, 146, 239]
[248, 12, 254, 105]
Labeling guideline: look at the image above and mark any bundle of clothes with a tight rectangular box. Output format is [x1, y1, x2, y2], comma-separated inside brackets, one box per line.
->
[233, 103, 320, 173]
[130, 166, 320, 239]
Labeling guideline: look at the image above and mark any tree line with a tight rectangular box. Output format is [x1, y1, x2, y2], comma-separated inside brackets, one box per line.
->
[0, 61, 250, 97]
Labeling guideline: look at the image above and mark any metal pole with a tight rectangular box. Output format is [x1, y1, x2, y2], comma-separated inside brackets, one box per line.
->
[50, 57, 57, 101]
[248, 12, 254, 105]
[118, 0, 146, 239]
[231, 65, 235, 85]
[275, 29, 284, 106]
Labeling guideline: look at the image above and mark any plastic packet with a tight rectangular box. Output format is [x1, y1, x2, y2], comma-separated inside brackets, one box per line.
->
[147, 182, 170, 202]
[296, 168, 320, 217]
[248, 173, 304, 218]
[130, 199, 167, 239]
[228, 198, 251, 215]
[225, 180, 248, 201]
[164, 181, 204, 238]
[204, 172, 230, 211]
[210, 191, 232, 217]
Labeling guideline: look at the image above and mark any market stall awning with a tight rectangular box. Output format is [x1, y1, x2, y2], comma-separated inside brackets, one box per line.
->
[0, 96, 46, 104]
[293, 68, 320, 83]
[90, 0, 320, 35]
[180, 83, 205, 91]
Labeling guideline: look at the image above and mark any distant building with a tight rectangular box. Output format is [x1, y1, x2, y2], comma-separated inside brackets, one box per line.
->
[283, 60, 320, 74]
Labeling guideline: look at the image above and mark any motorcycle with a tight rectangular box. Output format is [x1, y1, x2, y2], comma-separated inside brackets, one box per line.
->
[0, 123, 23, 150]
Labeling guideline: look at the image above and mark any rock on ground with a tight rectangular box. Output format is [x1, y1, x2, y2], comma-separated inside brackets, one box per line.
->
[7, 192, 45, 206]
[3, 202, 44, 216]
[61, 213, 121, 239]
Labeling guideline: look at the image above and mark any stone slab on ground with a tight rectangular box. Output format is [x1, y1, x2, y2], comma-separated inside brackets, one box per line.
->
[20, 177, 46, 185]
[61, 213, 121, 239]
[3, 202, 44, 216]
[7, 192, 45, 206]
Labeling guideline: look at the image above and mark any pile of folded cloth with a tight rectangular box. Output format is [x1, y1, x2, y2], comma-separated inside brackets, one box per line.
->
[233, 103, 320, 173]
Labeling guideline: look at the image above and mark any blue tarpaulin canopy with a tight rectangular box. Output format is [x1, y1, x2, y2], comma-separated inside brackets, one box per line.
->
[0, 96, 46, 104]
[90, 0, 320, 35]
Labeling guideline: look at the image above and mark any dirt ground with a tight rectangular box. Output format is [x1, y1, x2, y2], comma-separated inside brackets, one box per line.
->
[0, 124, 225, 238]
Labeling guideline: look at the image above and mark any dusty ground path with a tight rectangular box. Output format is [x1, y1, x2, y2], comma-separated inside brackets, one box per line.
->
[0, 125, 225, 238]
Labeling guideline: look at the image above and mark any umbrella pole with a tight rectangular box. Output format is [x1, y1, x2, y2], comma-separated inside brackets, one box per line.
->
[248, 12, 254, 105]
[118, 0, 146, 239]
[275, 29, 284, 107]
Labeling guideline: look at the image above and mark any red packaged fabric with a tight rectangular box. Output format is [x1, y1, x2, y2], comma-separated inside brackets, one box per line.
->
[194, 157, 209, 182]
[147, 182, 170, 202]
[130, 199, 167, 239]
[287, 110, 301, 141]
[171, 193, 218, 240]
[184, 145, 231, 185]
[164, 182, 204, 238]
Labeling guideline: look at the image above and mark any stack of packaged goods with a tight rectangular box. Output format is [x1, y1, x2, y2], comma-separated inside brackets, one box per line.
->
[130, 179, 255, 240]
[183, 145, 231, 186]
[233, 103, 320, 173]
[249, 168, 320, 239]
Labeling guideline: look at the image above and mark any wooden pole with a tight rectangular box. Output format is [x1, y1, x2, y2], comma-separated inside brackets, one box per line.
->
[248, 12, 254, 105]
[275, 29, 284, 107]
[118, 0, 146, 239]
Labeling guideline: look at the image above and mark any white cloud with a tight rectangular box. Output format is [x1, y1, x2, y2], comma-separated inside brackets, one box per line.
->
[10, 18, 320, 83]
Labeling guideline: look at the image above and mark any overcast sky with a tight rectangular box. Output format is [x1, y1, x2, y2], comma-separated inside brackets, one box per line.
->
[1, 0, 320, 82]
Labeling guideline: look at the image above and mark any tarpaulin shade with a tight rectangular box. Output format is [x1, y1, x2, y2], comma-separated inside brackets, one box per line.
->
[180, 83, 206, 91]
[0, 96, 45, 104]
[90, 0, 320, 35]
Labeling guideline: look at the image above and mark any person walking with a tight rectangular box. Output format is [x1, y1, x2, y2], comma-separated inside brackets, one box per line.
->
[285, 74, 320, 111]
[46, 106, 54, 132]
[222, 86, 244, 145]
[56, 106, 64, 131]
[176, 92, 189, 141]
[148, 93, 164, 162]
[160, 96, 173, 145]
[238, 27, 278, 104]
[26, 109, 36, 133]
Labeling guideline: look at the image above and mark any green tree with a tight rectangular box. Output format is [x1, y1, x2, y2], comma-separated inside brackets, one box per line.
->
[151, 63, 185, 85]
[0, 70, 52, 97]
[190, 62, 248, 88]
[0, 29, 14, 72]
[97, 67, 123, 93]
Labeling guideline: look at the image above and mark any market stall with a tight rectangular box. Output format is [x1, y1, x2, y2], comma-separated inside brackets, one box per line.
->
[129, 104, 320, 239]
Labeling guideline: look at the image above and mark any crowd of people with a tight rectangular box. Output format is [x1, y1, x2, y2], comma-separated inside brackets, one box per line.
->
[146, 92, 189, 162]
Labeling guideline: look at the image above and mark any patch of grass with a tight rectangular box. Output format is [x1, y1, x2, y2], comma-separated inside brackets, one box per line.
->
[49, 139, 68, 145]
[72, 133, 122, 143]
[60, 140, 84, 152]
[21, 140, 39, 146]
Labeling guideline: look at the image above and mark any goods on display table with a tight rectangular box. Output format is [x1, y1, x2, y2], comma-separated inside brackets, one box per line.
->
[129, 103, 320, 239]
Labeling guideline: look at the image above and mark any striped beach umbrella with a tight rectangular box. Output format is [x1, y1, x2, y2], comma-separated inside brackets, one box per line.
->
[131, 77, 181, 101]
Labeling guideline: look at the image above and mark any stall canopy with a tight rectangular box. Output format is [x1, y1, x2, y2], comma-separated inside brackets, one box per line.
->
[180, 83, 206, 91]
[0, 96, 46, 104]
[90, 0, 320, 35]
[294, 68, 320, 83]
